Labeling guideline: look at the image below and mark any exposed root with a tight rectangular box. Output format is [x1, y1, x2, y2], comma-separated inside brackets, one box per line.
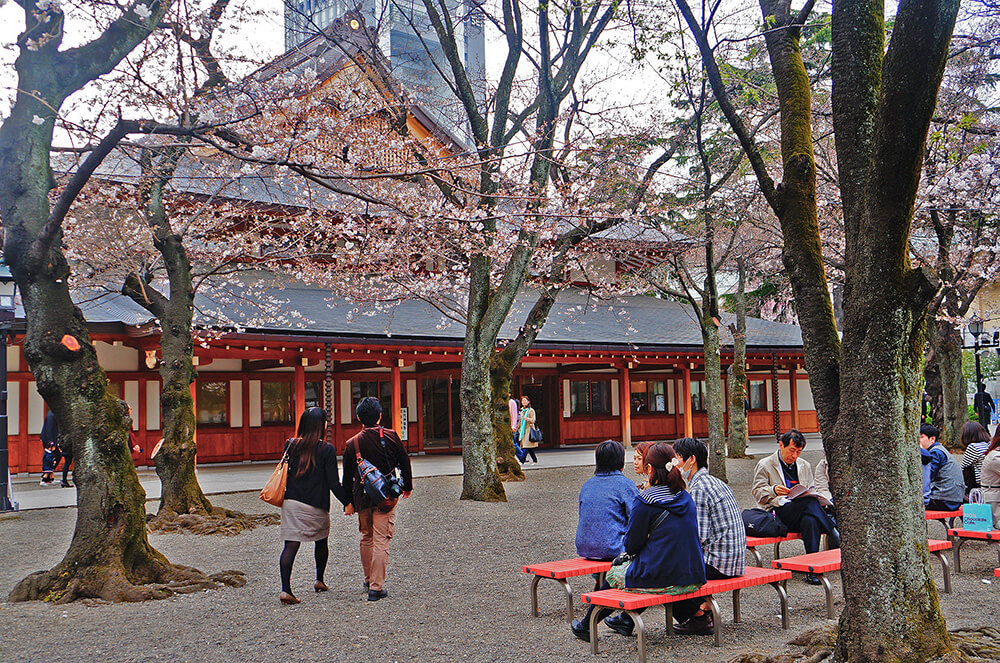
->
[147, 507, 279, 536]
[729, 626, 1000, 663]
[9, 560, 246, 605]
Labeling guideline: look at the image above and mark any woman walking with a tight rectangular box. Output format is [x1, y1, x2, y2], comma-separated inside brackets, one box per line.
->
[279, 407, 350, 605]
[519, 395, 538, 464]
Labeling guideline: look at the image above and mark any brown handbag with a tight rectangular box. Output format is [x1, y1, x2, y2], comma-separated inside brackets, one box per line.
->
[260, 442, 294, 507]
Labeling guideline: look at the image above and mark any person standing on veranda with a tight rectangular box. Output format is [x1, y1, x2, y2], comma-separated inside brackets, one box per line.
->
[519, 395, 538, 464]
[342, 396, 413, 601]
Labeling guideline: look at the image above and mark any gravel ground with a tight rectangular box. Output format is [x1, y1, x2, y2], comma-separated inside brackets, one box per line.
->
[2, 450, 998, 663]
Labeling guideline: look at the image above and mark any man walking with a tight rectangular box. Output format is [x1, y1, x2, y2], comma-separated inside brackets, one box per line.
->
[342, 397, 413, 601]
[974, 383, 994, 430]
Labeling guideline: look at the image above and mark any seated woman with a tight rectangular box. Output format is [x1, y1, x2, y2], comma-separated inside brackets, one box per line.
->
[961, 421, 991, 495]
[571, 442, 706, 641]
[632, 440, 655, 490]
[575, 440, 639, 562]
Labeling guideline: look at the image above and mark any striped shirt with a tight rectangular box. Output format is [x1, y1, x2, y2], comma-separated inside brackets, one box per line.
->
[962, 441, 990, 486]
[686, 468, 746, 577]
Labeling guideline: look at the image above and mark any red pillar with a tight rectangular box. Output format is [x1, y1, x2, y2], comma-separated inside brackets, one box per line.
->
[789, 365, 800, 430]
[682, 364, 693, 438]
[620, 364, 632, 447]
[294, 361, 306, 424]
[391, 363, 402, 433]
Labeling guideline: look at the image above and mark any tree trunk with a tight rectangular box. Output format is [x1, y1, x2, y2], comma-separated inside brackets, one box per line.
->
[460, 337, 507, 502]
[727, 261, 749, 458]
[927, 318, 966, 449]
[491, 353, 525, 481]
[701, 319, 727, 480]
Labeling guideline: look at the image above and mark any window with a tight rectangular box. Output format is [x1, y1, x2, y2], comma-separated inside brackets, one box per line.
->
[690, 380, 706, 412]
[304, 382, 323, 410]
[571, 380, 612, 415]
[351, 380, 392, 422]
[262, 382, 293, 424]
[196, 381, 229, 425]
[631, 379, 666, 413]
[749, 380, 768, 410]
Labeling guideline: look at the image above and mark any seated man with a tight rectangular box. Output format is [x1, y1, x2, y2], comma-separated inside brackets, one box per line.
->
[653, 437, 747, 636]
[752, 429, 838, 585]
[575, 440, 639, 561]
[920, 423, 964, 512]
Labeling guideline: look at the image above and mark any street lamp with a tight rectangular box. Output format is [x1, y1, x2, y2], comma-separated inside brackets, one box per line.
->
[0, 263, 17, 513]
[968, 316, 985, 421]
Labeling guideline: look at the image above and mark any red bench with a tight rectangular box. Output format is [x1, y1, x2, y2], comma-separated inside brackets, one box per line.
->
[579, 566, 791, 660]
[925, 509, 962, 533]
[746, 533, 803, 566]
[522, 558, 612, 623]
[773, 539, 952, 619]
[946, 529, 1000, 573]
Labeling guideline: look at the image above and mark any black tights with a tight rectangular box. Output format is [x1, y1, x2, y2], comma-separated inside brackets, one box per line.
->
[279, 539, 329, 594]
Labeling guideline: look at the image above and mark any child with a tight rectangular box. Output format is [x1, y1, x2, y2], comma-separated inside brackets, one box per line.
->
[40, 442, 58, 486]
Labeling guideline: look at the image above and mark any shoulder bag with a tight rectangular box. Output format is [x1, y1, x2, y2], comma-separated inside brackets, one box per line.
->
[611, 508, 672, 566]
[260, 439, 296, 507]
[357, 427, 405, 512]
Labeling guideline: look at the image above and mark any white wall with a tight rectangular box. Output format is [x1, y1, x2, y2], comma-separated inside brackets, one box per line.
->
[667, 379, 676, 414]
[95, 341, 138, 371]
[562, 380, 571, 418]
[199, 358, 242, 372]
[340, 380, 351, 424]
[6, 345, 18, 371]
[7, 381, 18, 435]
[28, 382, 44, 434]
[406, 380, 417, 422]
[611, 379, 620, 416]
[796, 376, 814, 410]
[146, 381, 160, 430]
[123, 381, 140, 430]
[777, 379, 790, 412]
[249, 380, 262, 427]
[230, 380, 243, 428]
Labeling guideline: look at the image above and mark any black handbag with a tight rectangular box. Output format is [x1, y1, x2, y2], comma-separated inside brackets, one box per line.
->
[528, 427, 542, 443]
[741, 507, 788, 538]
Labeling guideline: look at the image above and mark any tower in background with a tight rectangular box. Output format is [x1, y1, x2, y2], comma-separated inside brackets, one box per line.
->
[284, 0, 486, 138]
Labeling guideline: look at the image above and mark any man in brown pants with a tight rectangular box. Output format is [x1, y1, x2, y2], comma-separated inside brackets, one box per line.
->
[343, 397, 413, 601]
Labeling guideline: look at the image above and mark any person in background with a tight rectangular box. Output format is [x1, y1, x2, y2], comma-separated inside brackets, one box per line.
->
[572, 442, 705, 641]
[974, 383, 994, 431]
[518, 395, 538, 465]
[960, 421, 991, 493]
[278, 407, 350, 605]
[40, 410, 73, 488]
[920, 423, 964, 512]
[752, 429, 838, 585]
[632, 441, 656, 490]
[40, 440, 58, 486]
[661, 437, 745, 635]
[981, 426, 1000, 528]
[342, 396, 414, 602]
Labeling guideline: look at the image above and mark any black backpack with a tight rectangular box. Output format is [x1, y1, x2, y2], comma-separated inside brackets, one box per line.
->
[741, 508, 788, 538]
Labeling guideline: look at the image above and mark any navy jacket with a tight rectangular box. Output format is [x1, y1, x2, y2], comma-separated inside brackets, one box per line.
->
[575, 471, 639, 560]
[624, 487, 706, 589]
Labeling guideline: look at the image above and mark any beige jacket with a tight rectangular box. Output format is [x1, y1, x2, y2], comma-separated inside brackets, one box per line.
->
[813, 456, 832, 502]
[752, 450, 814, 510]
[981, 449, 1000, 528]
[519, 407, 538, 448]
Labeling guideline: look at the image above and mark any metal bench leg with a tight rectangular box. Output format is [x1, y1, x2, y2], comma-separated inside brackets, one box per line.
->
[733, 589, 741, 623]
[665, 603, 674, 634]
[558, 579, 574, 623]
[632, 610, 647, 663]
[954, 538, 964, 573]
[819, 574, 834, 619]
[772, 581, 790, 629]
[933, 550, 952, 594]
[773, 541, 782, 560]
[529, 576, 541, 617]
[708, 595, 722, 647]
[748, 547, 763, 567]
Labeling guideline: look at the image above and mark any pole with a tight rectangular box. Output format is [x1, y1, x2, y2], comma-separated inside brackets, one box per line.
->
[0, 326, 13, 512]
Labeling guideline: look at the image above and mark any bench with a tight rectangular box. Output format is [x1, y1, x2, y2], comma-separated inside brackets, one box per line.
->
[579, 566, 791, 660]
[746, 533, 803, 566]
[522, 558, 612, 623]
[773, 539, 952, 619]
[925, 509, 962, 534]
[946, 529, 1000, 573]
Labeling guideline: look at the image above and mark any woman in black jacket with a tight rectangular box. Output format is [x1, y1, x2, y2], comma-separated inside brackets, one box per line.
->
[279, 407, 350, 605]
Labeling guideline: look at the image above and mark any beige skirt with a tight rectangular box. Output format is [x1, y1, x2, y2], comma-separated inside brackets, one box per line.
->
[280, 499, 330, 542]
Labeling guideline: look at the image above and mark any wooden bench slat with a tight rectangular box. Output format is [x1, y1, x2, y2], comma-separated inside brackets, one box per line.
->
[925, 510, 962, 520]
[581, 566, 792, 609]
[746, 533, 802, 547]
[772, 549, 841, 574]
[994, 568, 1000, 578]
[927, 539, 952, 552]
[522, 558, 613, 579]
[947, 529, 999, 541]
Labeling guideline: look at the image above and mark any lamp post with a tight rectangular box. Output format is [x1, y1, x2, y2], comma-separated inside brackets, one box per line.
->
[0, 263, 17, 513]
[969, 316, 984, 394]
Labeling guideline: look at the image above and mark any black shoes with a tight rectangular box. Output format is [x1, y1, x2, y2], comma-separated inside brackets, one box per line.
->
[61, 481, 71, 488]
[674, 612, 714, 635]
[570, 618, 591, 641]
[604, 612, 635, 636]
[805, 573, 823, 585]
[367, 588, 388, 601]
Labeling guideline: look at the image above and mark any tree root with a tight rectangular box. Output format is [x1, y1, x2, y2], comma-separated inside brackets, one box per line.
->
[729, 626, 1000, 663]
[147, 506, 279, 536]
[9, 559, 246, 605]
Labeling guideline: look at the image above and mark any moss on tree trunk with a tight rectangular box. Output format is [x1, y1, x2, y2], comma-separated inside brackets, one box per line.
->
[491, 353, 525, 481]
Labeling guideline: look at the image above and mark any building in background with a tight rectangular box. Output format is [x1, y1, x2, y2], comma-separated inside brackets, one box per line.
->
[283, 0, 485, 137]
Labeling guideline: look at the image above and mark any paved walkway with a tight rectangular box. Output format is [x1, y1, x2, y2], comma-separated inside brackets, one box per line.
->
[8, 435, 812, 511]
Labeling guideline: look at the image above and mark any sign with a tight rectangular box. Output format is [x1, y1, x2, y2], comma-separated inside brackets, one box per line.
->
[962, 503, 994, 533]
[399, 407, 408, 441]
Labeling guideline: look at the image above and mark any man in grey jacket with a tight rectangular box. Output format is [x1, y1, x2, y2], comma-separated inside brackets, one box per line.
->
[920, 423, 964, 512]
